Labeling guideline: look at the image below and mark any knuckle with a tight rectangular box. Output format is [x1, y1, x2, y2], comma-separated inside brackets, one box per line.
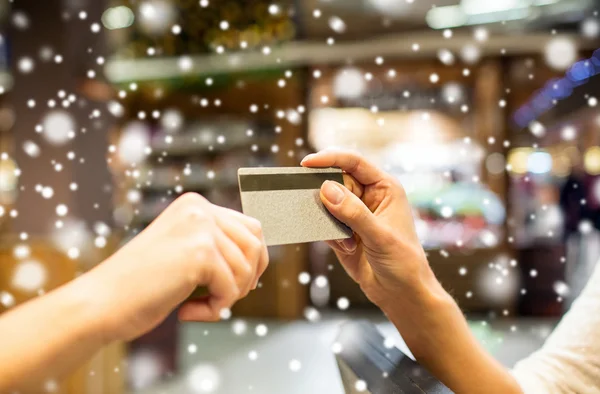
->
[177, 192, 206, 206]
[193, 234, 217, 256]
[347, 155, 361, 174]
[248, 237, 263, 256]
[230, 287, 241, 301]
[180, 203, 214, 226]
[386, 176, 406, 197]
[187, 208, 210, 223]
[246, 217, 263, 237]
[348, 150, 372, 168]
[239, 260, 253, 278]
[380, 175, 396, 188]
[188, 239, 216, 284]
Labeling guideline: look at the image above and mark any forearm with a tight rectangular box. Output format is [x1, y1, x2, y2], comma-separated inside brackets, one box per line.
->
[384, 274, 523, 394]
[0, 273, 111, 392]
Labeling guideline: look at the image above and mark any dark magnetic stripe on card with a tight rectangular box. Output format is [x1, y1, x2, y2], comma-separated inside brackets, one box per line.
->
[239, 172, 344, 192]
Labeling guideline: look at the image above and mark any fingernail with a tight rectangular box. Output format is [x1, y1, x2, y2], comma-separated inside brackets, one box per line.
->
[340, 237, 357, 253]
[301, 153, 316, 164]
[322, 181, 345, 205]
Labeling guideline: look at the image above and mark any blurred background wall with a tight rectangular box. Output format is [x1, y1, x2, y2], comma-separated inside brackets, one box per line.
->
[1, 0, 600, 393]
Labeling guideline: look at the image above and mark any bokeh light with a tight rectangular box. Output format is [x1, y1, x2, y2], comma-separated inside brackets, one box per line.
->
[41, 110, 75, 146]
[101, 6, 135, 30]
[187, 364, 221, 393]
[128, 350, 163, 390]
[137, 0, 176, 35]
[333, 68, 367, 99]
[544, 37, 577, 71]
[584, 147, 600, 175]
[11, 260, 47, 293]
[118, 122, 151, 165]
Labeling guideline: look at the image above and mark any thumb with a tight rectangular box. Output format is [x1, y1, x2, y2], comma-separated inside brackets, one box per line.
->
[320, 181, 379, 240]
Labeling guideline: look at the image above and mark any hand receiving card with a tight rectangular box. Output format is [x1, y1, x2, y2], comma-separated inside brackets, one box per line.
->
[238, 167, 353, 246]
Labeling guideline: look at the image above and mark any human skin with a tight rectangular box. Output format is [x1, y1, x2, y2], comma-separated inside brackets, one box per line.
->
[0, 193, 269, 392]
[302, 150, 523, 394]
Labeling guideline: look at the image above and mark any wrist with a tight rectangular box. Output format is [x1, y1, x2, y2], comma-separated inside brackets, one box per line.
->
[380, 262, 456, 321]
[378, 261, 463, 354]
[63, 270, 118, 345]
[382, 285, 458, 331]
[378, 267, 521, 394]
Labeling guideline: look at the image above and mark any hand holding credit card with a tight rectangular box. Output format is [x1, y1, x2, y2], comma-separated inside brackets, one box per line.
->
[238, 167, 353, 246]
[189, 166, 350, 300]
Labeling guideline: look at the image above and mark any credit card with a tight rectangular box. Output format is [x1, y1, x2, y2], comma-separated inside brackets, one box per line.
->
[238, 167, 353, 246]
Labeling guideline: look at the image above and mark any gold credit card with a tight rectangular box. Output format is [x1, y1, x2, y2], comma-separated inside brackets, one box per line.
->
[238, 167, 352, 246]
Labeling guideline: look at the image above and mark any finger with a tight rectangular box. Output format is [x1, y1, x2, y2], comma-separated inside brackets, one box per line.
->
[342, 173, 364, 199]
[213, 212, 262, 295]
[326, 237, 358, 255]
[325, 240, 370, 283]
[320, 181, 380, 238]
[179, 299, 218, 322]
[255, 244, 269, 289]
[214, 228, 254, 297]
[145, 192, 206, 233]
[326, 240, 350, 255]
[301, 149, 384, 185]
[180, 247, 238, 321]
[214, 207, 269, 288]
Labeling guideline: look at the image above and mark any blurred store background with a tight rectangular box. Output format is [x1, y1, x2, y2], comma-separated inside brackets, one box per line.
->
[1, 0, 600, 393]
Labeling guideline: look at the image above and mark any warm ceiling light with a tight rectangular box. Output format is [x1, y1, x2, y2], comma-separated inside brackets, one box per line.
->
[584, 146, 600, 175]
[0, 158, 17, 193]
[507, 148, 531, 175]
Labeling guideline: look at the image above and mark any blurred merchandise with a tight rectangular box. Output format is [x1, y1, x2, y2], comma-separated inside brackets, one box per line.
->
[308, 66, 506, 251]
[105, 0, 296, 57]
[2, 0, 600, 392]
[124, 117, 277, 226]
